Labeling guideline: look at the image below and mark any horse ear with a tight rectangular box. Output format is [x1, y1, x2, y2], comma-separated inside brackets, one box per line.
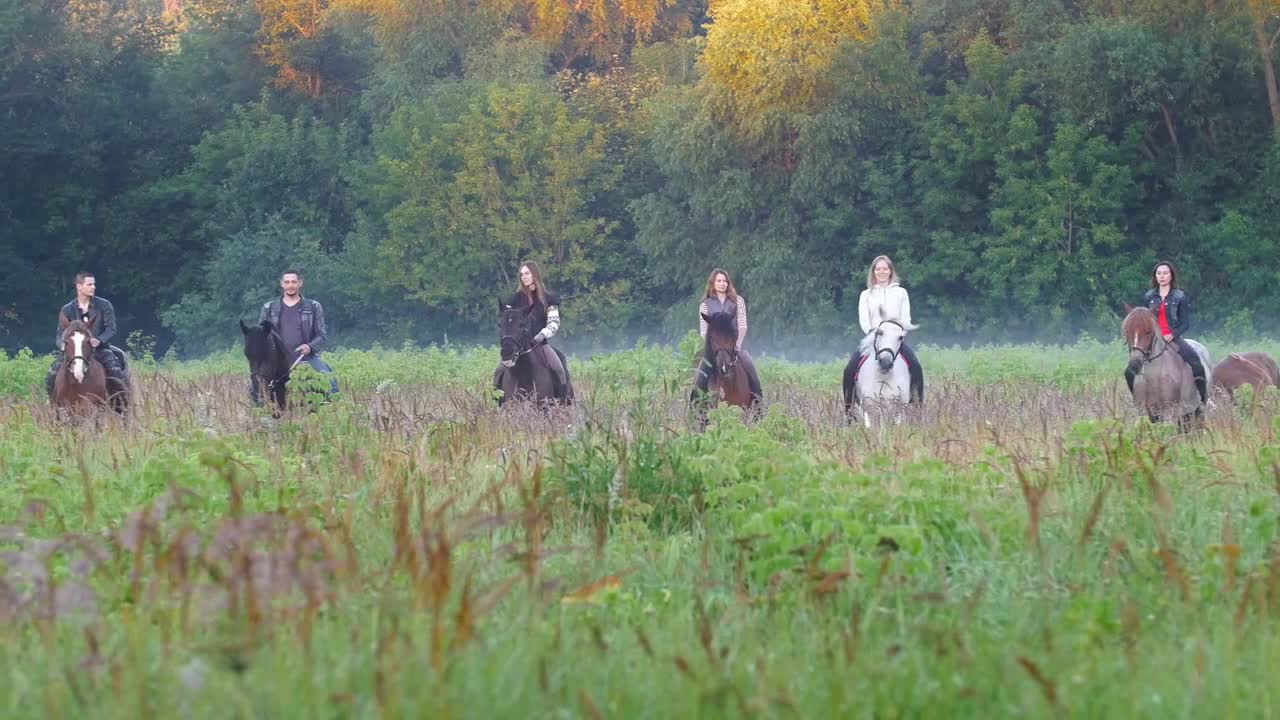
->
[58, 312, 69, 329]
[240, 319, 252, 335]
[700, 312, 712, 324]
[1121, 302, 1136, 315]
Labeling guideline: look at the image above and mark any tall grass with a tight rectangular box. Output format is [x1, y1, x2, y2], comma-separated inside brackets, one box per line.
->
[3, 340, 1280, 718]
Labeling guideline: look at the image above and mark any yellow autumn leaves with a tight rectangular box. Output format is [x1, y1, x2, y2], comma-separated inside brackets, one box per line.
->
[701, 0, 885, 118]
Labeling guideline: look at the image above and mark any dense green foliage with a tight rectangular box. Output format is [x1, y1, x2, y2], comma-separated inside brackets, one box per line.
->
[7, 0, 1280, 356]
[5, 344, 1280, 717]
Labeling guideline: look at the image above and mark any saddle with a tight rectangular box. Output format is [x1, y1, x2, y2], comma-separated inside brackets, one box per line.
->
[106, 345, 132, 388]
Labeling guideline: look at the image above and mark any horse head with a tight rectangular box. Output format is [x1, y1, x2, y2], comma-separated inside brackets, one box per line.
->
[241, 319, 287, 380]
[1122, 306, 1159, 376]
[60, 315, 96, 384]
[499, 301, 536, 368]
[701, 311, 739, 377]
[864, 320, 906, 372]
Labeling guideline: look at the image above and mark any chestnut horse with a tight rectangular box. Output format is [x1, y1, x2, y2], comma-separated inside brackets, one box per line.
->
[1122, 306, 1212, 429]
[690, 310, 763, 431]
[53, 315, 110, 416]
[1212, 352, 1280, 400]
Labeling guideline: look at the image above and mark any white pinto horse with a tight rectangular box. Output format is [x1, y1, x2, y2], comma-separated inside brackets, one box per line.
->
[842, 319, 912, 428]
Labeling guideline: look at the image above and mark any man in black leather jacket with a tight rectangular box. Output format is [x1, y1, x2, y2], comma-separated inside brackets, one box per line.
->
[45, 272, 130, 402]
[248, 269, 339, 404]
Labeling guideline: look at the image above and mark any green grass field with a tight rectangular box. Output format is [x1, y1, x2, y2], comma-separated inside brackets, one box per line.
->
[3, 337, 1280, 719]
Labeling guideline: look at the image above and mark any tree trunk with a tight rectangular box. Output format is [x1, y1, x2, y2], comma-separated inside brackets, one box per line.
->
[1255, 19, 1280, 136]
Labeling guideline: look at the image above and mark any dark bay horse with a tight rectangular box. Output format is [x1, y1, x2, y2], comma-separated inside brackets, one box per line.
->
[1212, 352, 1280, 400]
[53, 316, 110, 416]
[242, 319, 295, 415]
[689, 311, 763, 431]
[1122, 306, 1212, 429]
[494, 301, 572, 407]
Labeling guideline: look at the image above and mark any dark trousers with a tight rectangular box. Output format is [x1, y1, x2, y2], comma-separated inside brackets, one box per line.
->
[248, 355, 338, 404]
[854, 342, 924, 403]
[693, 348, 763, 399]
[46, 347, 127, 398]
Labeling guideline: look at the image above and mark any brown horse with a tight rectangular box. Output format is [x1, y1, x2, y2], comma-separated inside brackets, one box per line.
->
[1122, 306, 1212, 429]
[1212, 351, 1280, 400]
[53, 315, 110, 416]
[690, 311, 763, 431]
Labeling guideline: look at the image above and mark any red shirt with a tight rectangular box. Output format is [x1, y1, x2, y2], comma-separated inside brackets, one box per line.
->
[1157, 300, 1172, 337]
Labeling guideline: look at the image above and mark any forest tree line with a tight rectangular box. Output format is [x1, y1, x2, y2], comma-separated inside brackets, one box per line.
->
[5, 0, 1280, 356]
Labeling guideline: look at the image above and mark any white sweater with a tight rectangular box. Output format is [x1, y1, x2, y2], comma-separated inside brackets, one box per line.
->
[858, 282, 917, 334]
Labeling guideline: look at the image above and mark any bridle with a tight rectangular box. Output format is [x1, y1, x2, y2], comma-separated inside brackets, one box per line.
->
[62, 329, 92, 379]
[500, 313, 535, 368]
[872, 319, 905, 367]
[257, 329, 301, 391]
[1127, 327, 1167, 365]
[268, 354, 305, 390]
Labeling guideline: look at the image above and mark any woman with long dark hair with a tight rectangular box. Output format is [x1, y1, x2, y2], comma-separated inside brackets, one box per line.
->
[695, 268, 761, 397]
[507, 261, 570, 400]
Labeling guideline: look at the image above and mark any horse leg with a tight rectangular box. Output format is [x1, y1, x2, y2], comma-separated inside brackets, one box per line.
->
[689, 388, 712, 432]
[842, 359, 857, 424]
[271, 384, 287, 417]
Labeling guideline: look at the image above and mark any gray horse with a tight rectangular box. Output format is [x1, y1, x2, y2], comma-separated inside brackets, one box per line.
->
[1122, 306, 1212, 429]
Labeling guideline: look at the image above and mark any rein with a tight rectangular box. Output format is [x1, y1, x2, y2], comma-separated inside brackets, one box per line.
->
[268, 353, 306, 390]
[501, 332, 536, 368]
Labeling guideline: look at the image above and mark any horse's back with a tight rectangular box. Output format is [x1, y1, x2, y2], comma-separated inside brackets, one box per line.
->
[1214, 351, 1280, 392]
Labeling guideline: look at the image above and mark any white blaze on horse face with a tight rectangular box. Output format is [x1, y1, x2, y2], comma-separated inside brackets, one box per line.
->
[71, 332, 86, 382]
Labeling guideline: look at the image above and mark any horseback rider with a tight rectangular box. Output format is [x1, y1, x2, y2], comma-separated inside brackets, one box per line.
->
[695, 268, 762, 398]
[247, 269, 338, 404]
[855, 255, 924, 402]
[45, 272, 129, 402]
[1130, 260, 1207, 403]
[502, 261, 570, 400]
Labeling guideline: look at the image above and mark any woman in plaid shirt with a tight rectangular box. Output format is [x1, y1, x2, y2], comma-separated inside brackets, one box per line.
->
[696, 268, 761, 397]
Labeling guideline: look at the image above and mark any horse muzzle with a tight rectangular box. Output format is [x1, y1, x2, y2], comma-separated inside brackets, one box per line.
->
[1126, 350, 1146, 374]
[501, 358, 517, 368]
[877, 350, 896, 371]
[70, 355, 88, 382]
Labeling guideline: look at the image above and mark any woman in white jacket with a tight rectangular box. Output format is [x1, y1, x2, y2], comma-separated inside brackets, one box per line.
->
[856, 255, 924, 402]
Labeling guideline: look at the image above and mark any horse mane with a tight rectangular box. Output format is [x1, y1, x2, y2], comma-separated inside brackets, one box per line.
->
[244, 321, 287, 373]
[859, 321, 904, 356]
[1122, 306, 1157, 341]
[703, 311, 737, 356]
[858, 330, 876, 356]
[62, 319, 94, 342]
